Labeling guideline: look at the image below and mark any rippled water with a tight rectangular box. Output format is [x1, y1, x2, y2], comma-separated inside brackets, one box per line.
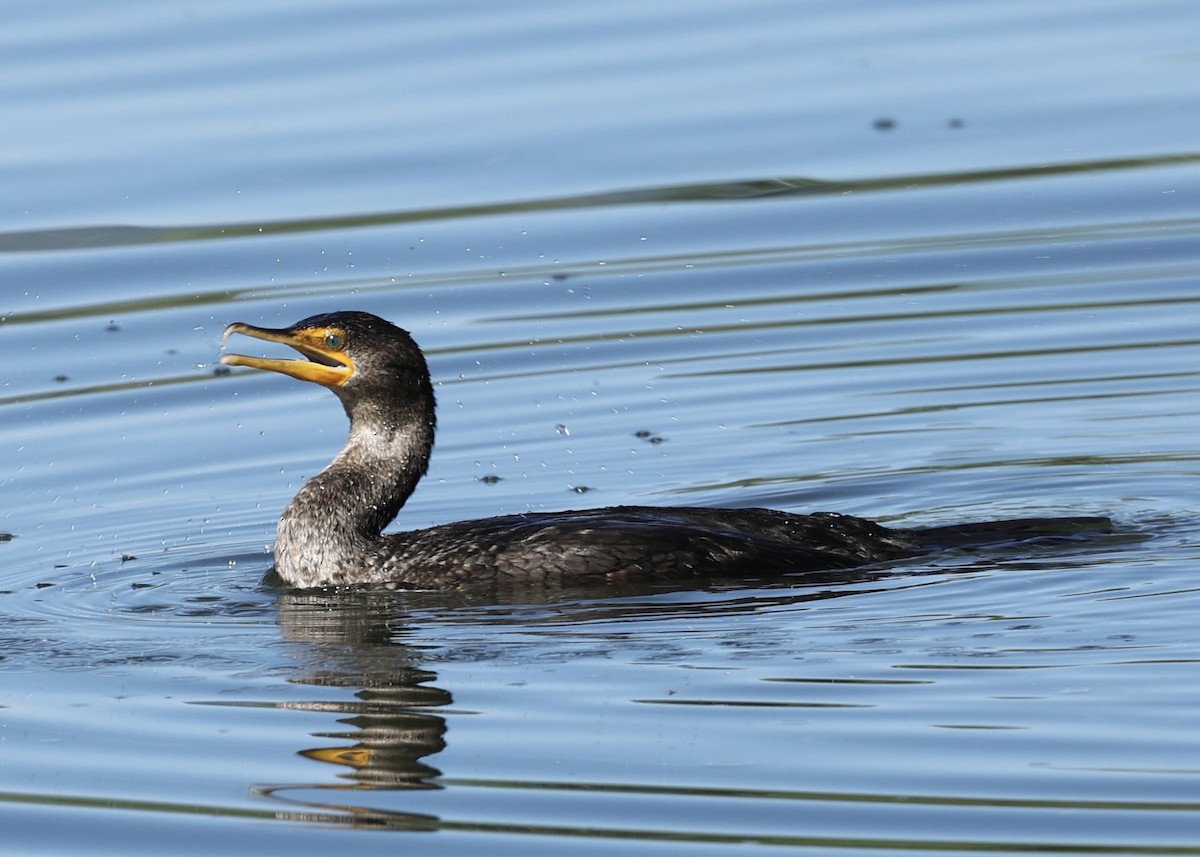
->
[3, 2, 1200, 854]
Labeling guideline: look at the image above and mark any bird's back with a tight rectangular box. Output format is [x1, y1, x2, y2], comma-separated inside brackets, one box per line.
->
[362, 506, 925, 589]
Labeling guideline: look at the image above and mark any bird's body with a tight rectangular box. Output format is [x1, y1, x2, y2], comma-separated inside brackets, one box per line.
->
[220, 311, 1110, 590]
[289, 505, 918, 590]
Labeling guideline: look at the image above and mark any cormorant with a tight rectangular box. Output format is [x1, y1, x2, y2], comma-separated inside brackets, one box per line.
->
[220, 311, 1109, 589]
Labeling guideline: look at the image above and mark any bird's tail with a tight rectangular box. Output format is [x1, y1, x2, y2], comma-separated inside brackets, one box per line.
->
[905, 516, 1113, 550]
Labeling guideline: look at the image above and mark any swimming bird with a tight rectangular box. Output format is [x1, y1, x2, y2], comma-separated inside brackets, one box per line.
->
[220, 311, 1110, 590]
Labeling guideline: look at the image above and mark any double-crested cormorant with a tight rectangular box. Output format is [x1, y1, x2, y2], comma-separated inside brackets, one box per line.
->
[220, 311, 1110, 590]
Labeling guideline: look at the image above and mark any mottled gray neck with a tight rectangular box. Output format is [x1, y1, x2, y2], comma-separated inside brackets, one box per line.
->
[273, 410, 433, 588]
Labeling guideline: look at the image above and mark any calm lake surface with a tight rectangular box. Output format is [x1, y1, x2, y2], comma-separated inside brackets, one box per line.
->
[3, 2, 1200, 854]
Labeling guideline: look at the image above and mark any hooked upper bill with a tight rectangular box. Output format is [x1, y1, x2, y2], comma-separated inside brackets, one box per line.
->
[219, 321, 354, 387]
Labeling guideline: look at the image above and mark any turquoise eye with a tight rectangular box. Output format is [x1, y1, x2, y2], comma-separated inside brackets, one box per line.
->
[324, 332, 345, 350]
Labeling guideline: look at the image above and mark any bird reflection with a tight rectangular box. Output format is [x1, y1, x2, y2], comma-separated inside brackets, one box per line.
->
[272, 589, 455, 795]
[262, 568, 928, 818]
[295, 668, 450, 790]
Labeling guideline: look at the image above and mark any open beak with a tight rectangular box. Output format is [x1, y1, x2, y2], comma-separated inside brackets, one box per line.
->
[219, 322, 353, 387]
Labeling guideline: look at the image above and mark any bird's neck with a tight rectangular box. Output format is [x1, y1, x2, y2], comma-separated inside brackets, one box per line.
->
[273, 412, 434, 588]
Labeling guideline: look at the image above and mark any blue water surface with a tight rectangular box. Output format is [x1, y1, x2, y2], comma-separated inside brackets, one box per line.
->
[3, 2, 1200, 854]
